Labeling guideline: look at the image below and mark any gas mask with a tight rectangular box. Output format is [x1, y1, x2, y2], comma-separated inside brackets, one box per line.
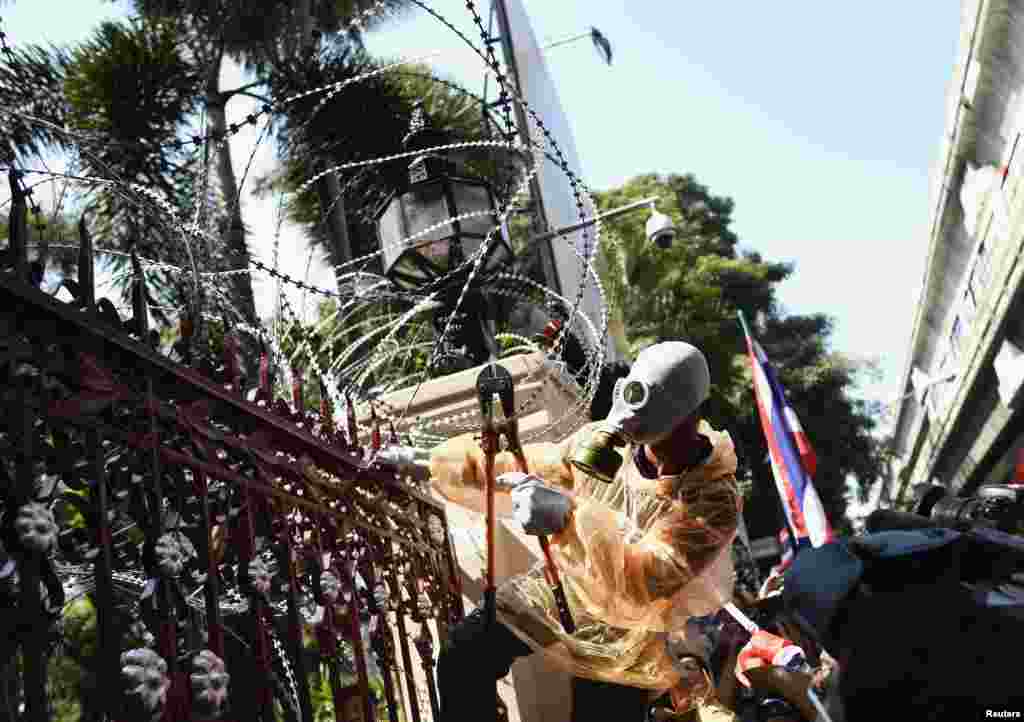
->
[571, 342, 710, 483]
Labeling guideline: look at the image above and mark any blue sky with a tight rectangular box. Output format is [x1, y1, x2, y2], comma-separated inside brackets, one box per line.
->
[2, 0, 962, 417]
[364, 0, 962, 414]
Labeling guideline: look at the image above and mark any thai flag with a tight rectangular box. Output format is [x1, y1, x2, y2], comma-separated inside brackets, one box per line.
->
[782, 528, 798, 565]
[776, 528, 795, 569]
[741, 315, 834, 548]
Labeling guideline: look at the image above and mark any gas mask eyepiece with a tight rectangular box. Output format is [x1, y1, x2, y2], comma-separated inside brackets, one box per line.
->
[620, 379, 650, 408]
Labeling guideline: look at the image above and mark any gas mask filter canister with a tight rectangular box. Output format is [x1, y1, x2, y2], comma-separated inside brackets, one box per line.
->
[571, 342, 711, 483]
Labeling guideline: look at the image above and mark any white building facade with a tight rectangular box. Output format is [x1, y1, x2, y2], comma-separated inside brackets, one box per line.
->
[893, 0, 1024, 504]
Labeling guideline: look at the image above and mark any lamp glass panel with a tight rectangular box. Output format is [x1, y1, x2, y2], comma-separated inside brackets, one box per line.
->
[378, 200, 406, 271]
[450, 182, 495, 237]
[391, 252, 434, 289]
[400, 183, 454, 245]
[414, 233, 459, 272]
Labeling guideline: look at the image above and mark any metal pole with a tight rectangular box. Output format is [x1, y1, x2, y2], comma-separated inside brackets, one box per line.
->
[542, 31, 591, 52]
[886, 372, 958, 407]
[388, 547, 423, 722]
[525, 196, 659, 246]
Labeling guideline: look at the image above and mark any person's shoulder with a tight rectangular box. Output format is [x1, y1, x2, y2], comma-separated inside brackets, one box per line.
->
[696, 422, 738, 479]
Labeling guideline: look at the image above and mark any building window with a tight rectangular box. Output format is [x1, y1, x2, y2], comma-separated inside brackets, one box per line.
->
[962, 286, 978, 327]
[951, 316, 964, 357]
[975, 242, 993, 290]
[928, 350, 955, 415]
[967, 240, 993, 316]
[926, 385, 941, 418]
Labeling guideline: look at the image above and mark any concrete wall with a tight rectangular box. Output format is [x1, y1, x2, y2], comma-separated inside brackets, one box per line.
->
[354, 351, 587, 447]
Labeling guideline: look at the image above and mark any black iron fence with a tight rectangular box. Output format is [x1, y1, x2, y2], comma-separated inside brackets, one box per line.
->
[0, 170, 462, 722]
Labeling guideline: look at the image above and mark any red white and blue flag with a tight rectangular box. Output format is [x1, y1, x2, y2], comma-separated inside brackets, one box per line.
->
[771, 528, 795, 575]
[740, 314, 834, 548]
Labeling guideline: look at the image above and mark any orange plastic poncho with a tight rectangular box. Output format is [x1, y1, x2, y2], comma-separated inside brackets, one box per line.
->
[430, 419, 741, 691]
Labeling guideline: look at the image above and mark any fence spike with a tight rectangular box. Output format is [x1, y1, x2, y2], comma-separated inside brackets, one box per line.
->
[371, 405, 382, 451]
[347, 394, 359, 452]
[77, 213, 95, 308]
[291, 364, 303, 414]
[7, 169, 28, 281]
[130, 249, 149, 337]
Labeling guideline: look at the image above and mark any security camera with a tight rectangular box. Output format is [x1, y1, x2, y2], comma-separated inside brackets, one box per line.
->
[646, 206, 677, 249]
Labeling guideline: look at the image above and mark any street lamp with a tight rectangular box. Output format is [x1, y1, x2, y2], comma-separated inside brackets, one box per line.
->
[376, 102, 512, 293]
[375, 102, 517, 372]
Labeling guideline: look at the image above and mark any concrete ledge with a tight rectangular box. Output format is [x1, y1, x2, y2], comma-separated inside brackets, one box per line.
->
[353, 351, 588, 446]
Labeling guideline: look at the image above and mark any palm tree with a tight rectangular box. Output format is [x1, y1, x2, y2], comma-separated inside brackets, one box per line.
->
[0, 41, 71, 166]
[0, 209, 79, 290]
[128, 0, 525, 395]
[1, 15, 265, 326]
[128, 0, 412, 275]
[62, 18, 215, 323]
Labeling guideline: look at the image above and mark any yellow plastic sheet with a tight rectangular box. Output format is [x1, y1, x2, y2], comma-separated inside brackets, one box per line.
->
[430, 420, 741, 691]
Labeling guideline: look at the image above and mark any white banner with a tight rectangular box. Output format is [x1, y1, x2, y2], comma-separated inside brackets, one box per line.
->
[501, 0, 624, 361]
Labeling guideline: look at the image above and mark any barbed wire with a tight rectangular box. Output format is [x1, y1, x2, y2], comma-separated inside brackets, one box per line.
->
[0, 0, 615, 457]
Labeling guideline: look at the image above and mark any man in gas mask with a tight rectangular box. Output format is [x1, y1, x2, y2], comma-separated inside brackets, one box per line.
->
[430, 341, 742, 721]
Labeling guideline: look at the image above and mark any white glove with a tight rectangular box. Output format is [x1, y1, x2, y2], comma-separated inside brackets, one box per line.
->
[376, 445, 421, 469]
[759, 570, 785, 599]
[504, 473, 572, 536]
[495, 470, 530, 491]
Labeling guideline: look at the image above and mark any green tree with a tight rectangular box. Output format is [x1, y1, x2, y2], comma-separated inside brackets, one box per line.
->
[0, 14, 257, 325]
[131, 0, 412, 278]
[595, 173, 788, 422]
[274, 297, 432, 409]
[0, 209, 78, 283]
[48, 598, 97, 722]
[237, 13, 518, 396]
[1, 0, 419, 338]
[62, 17, 217, 323]
[594, 173, 884, 535]
[258, 58, 515, 397]
[0, 42, 71, 166]
[734, 317, 885, 537]
[259, 60, 511, 276]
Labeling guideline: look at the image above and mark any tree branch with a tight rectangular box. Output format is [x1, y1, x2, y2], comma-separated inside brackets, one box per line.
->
[264, 35, 285, 77]
[223, 89, 272, 105]
[221, 80, 266, 100]
[215, 37, 225, 75]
